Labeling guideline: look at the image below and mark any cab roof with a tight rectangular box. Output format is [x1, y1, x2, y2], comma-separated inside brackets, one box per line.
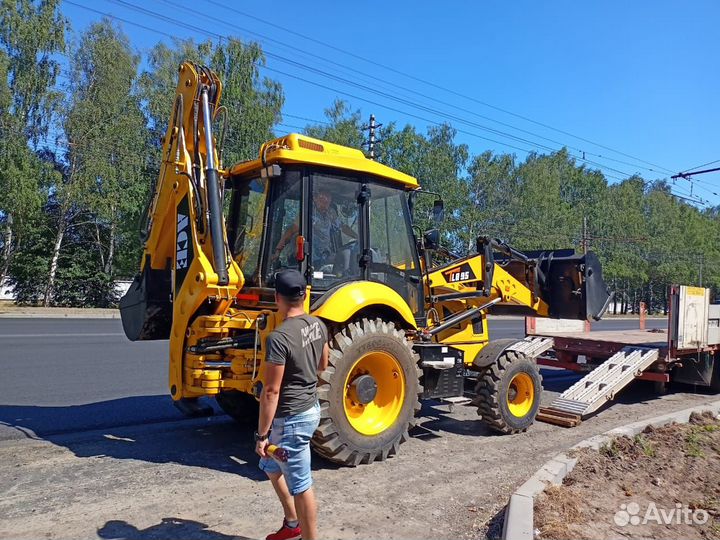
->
[227, 133, 419, 188]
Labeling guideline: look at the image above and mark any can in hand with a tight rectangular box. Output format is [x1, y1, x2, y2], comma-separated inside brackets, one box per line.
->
[267, 444, 289, 462]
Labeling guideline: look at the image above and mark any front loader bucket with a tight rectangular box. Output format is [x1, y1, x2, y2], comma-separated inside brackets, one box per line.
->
[538, 251, 610, 321]
[119, 265, 172, 341]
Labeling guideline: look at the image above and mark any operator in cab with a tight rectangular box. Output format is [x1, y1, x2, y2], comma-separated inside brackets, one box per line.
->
[271, 187, 357, 269]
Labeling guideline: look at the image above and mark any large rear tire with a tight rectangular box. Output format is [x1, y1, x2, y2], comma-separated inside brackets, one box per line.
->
[312, 318, 421, 466]
[474, 350, 542, 434]
[216, 390, 259, 424]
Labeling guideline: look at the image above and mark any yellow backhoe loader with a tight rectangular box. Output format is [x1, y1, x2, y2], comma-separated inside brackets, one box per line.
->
[120, 63, 610, 466]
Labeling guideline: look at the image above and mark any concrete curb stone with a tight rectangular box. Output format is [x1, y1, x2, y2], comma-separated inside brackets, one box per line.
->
[0, 309, 120, 319]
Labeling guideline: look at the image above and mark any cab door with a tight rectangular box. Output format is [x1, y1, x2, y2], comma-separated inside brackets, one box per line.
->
[366, 182, 424, 317]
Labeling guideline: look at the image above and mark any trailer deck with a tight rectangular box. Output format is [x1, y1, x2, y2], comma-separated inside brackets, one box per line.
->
[525, 285, 720, 427]
[533, 328, 669, 378]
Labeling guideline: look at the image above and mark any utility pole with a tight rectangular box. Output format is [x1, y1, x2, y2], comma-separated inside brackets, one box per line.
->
[582, 216, 591, 332]
[699, 254, 704, 287]
[362, 114, 382, 160]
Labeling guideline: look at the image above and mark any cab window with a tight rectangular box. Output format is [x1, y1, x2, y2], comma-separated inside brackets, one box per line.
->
[368, 183, 422, 314]
[227, 176, 267, 286]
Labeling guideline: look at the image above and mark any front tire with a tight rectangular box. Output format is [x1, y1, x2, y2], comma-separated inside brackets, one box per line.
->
[474, 350, 542, 434]
[312, 318, 421, 466]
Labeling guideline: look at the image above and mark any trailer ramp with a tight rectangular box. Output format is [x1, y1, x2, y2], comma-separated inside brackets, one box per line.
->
[507, 336, 555, 357]
[538, 346, 659, 427]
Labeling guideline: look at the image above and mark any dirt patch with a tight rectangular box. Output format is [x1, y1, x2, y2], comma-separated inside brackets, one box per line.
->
[535, 411, 720, 540]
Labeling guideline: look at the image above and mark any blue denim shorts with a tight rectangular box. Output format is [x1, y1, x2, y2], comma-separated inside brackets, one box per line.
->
[259, 402, 321, 496]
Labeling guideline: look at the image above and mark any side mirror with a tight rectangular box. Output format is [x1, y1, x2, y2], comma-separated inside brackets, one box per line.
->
[432, 199, 445, 224]
[423, 229, 440, 250]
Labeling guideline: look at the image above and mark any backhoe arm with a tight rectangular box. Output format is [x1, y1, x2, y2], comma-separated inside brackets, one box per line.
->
[120, 63, 243, 351]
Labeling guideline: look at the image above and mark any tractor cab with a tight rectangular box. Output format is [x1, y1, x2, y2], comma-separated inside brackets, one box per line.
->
[225, 134, 425, 320]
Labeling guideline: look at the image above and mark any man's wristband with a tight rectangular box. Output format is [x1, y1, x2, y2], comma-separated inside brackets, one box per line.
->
[254, 431, 270, 442]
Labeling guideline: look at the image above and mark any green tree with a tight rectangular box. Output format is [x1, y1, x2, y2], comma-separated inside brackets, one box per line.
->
[304, 100, 364, 149]
[463, 151, 519, 250]
[210, 39, 283, 164]
[0, 0, 65, 286]
[512, 150, 576, 250]
[43, 19, 148, 305]
[602, 177, 648, 313]
[380, 123, 468, 252]
[71, 20, 148, 281]
[139, 38, 283, 164]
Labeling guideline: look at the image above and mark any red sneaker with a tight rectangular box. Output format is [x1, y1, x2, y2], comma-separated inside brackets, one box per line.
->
[266, 519, 301, 540]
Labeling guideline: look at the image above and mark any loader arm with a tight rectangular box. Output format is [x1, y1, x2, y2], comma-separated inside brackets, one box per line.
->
[425, 236, 609, 324]
[120, 62, 243, 400]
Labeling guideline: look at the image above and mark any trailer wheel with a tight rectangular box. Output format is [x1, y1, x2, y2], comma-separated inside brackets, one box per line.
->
[311, 318, 422, 466]
[216, 390, 259, 424]
[474, 350, 542, 434]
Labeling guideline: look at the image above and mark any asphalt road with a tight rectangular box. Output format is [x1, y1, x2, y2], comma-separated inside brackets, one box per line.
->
[6, 315, 716, 540]
[0, 316, 666, 440]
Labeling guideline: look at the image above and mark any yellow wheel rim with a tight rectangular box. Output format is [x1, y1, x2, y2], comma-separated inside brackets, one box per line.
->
[343, 351, 405, 436]
[507, 372, 535, 418]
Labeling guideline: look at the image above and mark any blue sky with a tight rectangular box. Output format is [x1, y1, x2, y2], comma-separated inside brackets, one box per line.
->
[60, 0, 720, 204]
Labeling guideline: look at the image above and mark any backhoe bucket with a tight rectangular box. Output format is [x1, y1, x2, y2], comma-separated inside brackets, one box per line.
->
[539, 251, 610, 321]
[119, 266, 172, 341]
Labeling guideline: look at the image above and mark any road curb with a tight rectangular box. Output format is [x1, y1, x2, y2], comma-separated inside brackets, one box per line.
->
[0, 311, 120, 319]
[501, 399, 720, 540]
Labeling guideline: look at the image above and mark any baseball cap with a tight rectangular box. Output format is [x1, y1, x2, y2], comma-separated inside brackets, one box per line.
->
[274, 269, 306, 299]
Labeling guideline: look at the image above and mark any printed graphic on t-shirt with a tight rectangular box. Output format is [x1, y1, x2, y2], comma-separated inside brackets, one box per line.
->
[301, 321, 323, 348]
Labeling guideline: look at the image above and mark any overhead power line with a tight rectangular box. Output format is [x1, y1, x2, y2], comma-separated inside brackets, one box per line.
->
[58, 1, 705, 206]
[204, 0, 677, 176]
[165, 0, 670, 177]
[670, 167, 720, 204]
[60, 0, 661, 183]
[682, 159, 720, 173]
[69, 0, 647, 182]
[283, 113, 331, 126]
[671, 167, 720, 180]
[103, 0, 573, 155]
[159, 0, 675, 176]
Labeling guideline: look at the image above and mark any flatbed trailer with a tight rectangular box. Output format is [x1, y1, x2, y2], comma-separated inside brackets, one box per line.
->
[524, 285, 720, 426]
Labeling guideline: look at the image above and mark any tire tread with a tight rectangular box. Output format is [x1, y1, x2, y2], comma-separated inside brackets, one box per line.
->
[312, 317, 422, 466]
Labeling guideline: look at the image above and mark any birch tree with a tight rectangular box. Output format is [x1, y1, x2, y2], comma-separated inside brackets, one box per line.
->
[0, 0, 65, 286]
[44, 19, 147, 305]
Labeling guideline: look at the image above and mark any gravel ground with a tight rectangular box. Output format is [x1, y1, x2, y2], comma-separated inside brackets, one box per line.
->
[0, 383, 717, 540]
